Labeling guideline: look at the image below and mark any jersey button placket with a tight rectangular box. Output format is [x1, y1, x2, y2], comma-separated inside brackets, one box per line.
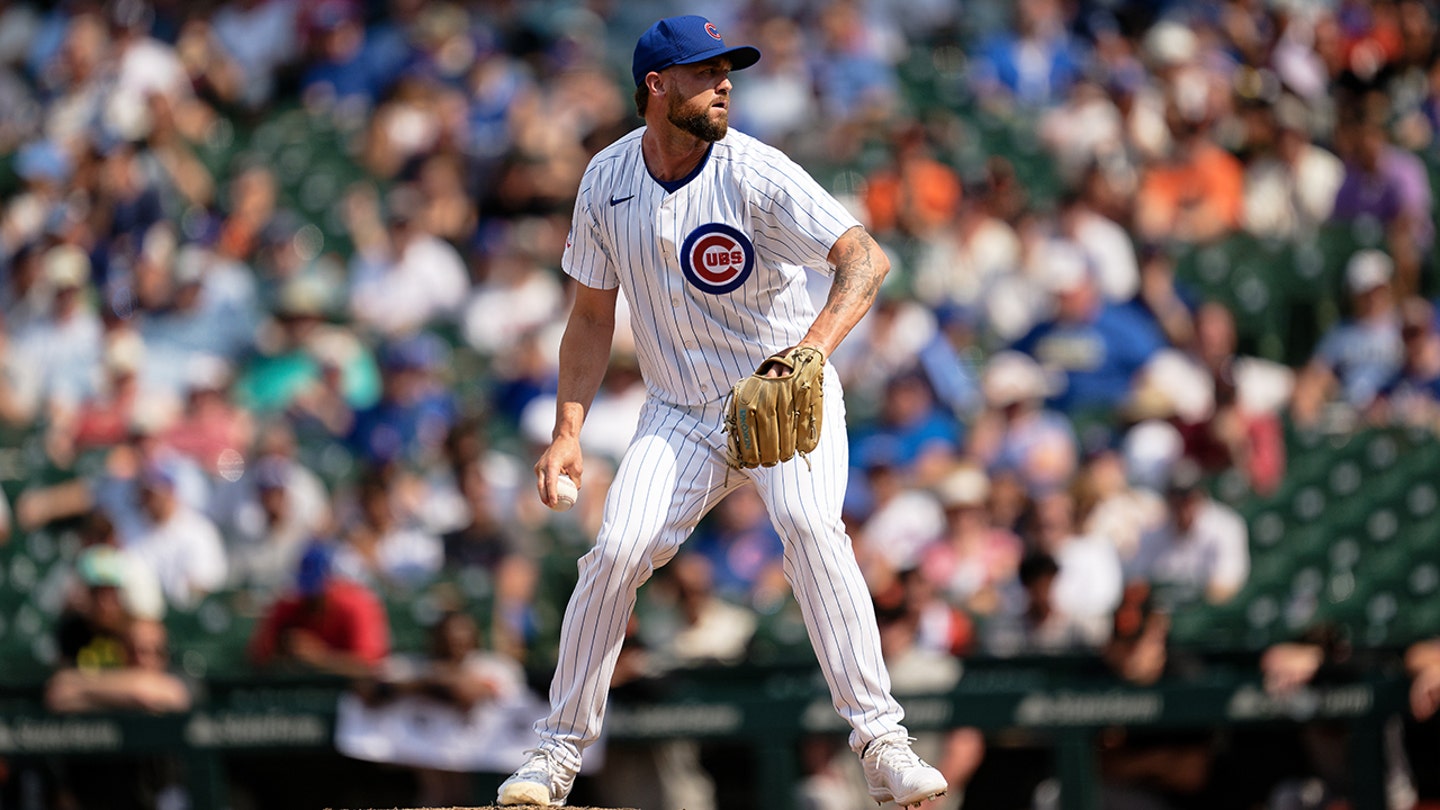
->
[657, 199, 675, 265]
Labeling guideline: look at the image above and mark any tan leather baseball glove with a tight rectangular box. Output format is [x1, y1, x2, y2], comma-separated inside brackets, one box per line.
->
[724, 346, 825, 469]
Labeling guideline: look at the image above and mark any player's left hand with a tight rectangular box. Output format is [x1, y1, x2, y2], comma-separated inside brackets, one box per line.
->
[725, 345, 826, 469]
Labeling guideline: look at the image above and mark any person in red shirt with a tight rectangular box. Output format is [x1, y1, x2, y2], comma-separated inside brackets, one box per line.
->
[249, 542, 390, 677]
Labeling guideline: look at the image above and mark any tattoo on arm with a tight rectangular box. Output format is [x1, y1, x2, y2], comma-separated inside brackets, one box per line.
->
[824, 228, 886, 318]
[800, 226, 889, 355]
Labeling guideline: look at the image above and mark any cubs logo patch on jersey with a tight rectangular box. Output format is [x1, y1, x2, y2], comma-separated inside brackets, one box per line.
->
[680, 223, 755, 294]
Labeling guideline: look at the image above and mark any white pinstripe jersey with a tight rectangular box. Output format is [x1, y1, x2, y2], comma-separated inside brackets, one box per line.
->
[561, 127, 858, 407]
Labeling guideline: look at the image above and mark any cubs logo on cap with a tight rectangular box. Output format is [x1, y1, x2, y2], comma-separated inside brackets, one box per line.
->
[680, 223, 754, 294]
[632, 15, 762, 87]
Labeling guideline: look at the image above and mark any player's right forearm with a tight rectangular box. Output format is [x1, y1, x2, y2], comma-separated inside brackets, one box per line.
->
[552, 312, 616, 439]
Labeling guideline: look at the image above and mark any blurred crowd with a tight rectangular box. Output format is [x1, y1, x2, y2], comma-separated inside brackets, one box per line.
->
[3, 0, 1440, 808]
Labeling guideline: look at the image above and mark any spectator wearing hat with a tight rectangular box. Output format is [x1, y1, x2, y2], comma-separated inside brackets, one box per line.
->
[1010, 243, 1166, 414]
[55, 530, 164, 673]
[236, 274, 381, 422]
[1126, 460, 1249, 607]
[918, 463, 1022, 616]
[1291, 249, 1405, 428]
[227, 454, 332, 597]
[347, 333, 456, 466]
[4, 140, 71, 249]
[1367, 296, 1440, 428]
[249, 542, 390, 677]
[46, 328, 149, 463]
[968, 350, 1078, 496]
[43, 511, 189, 810]
[125, 463, 228, 609]
[15, 412, 212, 544]
[345, 184, 468, 338]
[8, 243, 101, 418]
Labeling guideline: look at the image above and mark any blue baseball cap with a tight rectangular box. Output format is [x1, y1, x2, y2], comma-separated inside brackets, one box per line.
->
[296, 542, 334, 597]
[632, 15, 760, 87]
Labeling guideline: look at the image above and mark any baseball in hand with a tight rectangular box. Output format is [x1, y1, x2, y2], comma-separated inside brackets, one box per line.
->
[551, 474, 578, 512]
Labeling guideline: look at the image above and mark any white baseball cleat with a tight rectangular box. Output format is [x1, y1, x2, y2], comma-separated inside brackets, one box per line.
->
[497, 747, 577, 806]
[862, 733, 949, 807]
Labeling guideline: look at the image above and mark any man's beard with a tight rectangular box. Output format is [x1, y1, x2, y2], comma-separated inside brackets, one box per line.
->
[668, 94, 727, 142]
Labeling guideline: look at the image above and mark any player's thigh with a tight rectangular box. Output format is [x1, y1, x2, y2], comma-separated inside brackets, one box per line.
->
[748, 371, 848, 537]
[598, 399, 735, 563]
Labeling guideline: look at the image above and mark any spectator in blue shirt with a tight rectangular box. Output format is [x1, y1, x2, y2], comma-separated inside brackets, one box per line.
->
[1011, 245, 1165, 414]
[970, 0, 1087, 108]
[299, 2, 393, 111]
[347, 334, 456, 466]
[1291, 250, 1404, 428]
[850, 368, 964, 484]
[1368, 296, 1440, 428]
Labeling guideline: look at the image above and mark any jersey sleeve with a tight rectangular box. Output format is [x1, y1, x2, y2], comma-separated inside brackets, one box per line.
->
[560, 194, 619, 290]
[747, 148, 860, 275]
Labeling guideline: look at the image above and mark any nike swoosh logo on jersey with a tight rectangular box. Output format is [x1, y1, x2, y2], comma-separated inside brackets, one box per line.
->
[609, 194, 635, 206]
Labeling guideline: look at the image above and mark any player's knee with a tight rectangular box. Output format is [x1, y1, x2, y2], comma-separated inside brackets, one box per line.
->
[580, 539, 658, 586]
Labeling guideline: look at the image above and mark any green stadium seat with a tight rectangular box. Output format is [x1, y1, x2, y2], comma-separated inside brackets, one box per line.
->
[1287, 484, 1329, 525]
[1404, 599, 1440, 640]
[1361, 432, 1402, 473]
[1325, 458, 1364, 498]
[1243, 590, 1286, 647]
[1327, 535, 1362, 575]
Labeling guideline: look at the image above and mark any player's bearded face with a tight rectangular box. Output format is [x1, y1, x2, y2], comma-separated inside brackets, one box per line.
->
[666, 80, 728, 142]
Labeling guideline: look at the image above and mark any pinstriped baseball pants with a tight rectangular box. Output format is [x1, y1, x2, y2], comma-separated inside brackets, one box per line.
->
[533, 370, 907, 772]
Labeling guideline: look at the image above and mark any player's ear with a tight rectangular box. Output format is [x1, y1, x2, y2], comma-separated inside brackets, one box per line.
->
[646, 71, 665, 99]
